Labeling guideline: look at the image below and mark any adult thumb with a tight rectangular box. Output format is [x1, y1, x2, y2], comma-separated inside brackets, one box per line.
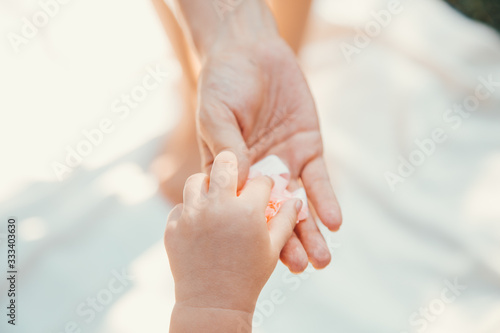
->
[198, 112, 251, 190]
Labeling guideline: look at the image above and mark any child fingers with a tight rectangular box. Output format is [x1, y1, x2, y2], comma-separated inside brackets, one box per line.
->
[239, 176, 274, 210]
[165, 204, 183, 243]
[208, 151, 239, 197]
[167, 203, 183, 223]
[183, 173, 209, 208]
[269, 199, 303, 252]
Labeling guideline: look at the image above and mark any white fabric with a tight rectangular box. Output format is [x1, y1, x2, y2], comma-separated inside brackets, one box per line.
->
[249, 155, 291, 178]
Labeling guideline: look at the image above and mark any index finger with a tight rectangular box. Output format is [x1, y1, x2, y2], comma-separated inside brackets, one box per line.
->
[301, 156, 342, 231]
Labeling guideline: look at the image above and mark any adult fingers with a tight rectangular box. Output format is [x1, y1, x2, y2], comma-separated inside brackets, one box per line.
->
[286, 178, 331, 269]
[301, 156, 342, 231]
[294, 206, 331, 269]
[198, 137, 213, 178]
[279, 232, 309, 274]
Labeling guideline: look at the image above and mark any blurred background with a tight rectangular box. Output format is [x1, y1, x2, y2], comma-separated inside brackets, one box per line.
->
[1, 0, 499, 332]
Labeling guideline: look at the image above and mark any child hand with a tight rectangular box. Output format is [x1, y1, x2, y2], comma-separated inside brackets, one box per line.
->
[165, 151, 302, 329]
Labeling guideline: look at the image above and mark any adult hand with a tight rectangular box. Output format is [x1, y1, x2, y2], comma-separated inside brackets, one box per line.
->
[196, 36, 342, 273]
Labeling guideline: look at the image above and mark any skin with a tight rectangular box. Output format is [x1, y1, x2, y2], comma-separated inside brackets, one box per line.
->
[165, 151, 303, 332]
[171, 0, 343, 273]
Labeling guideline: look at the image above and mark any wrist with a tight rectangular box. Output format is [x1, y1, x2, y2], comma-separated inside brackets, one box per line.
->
[174, 270, 261, 314]
[171, 303, 254, 333]
[206, 0, 279, 56]
[177, 0, 280, 59]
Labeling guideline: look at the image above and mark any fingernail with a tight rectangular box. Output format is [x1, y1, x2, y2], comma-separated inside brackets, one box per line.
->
[295, 200, 303, 213]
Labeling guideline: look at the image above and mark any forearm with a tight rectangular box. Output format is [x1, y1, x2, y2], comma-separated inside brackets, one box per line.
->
[175, 0, 279, 58]
[170, 303, 253, 333]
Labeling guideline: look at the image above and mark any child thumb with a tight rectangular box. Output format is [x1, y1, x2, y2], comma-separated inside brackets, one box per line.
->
[269, 199, 303, 251]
